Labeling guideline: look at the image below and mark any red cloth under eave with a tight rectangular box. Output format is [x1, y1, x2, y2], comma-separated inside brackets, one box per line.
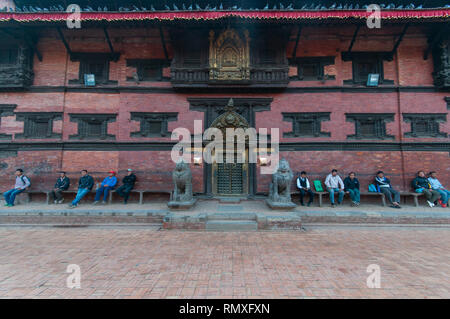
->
[0, 10, 449, 22]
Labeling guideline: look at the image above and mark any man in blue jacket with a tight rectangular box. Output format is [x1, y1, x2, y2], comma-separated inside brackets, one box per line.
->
[93, 171, 117, 205]
[68, 170, 94, 209]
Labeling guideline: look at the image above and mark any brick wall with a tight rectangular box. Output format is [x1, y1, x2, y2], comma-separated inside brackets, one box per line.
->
[0, 24, 448, 194]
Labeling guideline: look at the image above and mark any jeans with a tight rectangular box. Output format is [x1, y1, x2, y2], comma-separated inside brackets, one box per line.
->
[327, 188, 344, 204]
[3, 188, 25, 205]
[94, 186, 113, 202]
[347, 189, 360, 203]
[71, 188, 90, 206]
[380, 187, 400, 205]
[436, 189, 450, 204]
[116, 185, 133, 203]
[299, 188, 314, 204]
[415, 189, 441, 203]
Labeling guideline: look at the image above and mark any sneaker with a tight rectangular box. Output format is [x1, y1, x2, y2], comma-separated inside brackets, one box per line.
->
[93, 201, 99, 205]
[101, 201, 107, 205]
[58, 199, 64, 204]
[427, 200, 434, 208]
[4, 203, 9, 207]
[331, 203, 336, 208]
[54, 200, 58, 204]
[68, 204, 77, 209]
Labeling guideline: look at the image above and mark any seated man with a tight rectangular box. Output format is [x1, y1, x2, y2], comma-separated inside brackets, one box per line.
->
[428, 171, 449, 208]
[411, 171, 441, 208]
[116, 169, 137, 204]
[374, 171, 401, 209]
[51, 171, 70, 204]
[93, 171, 117, 205]
[296, 171, 314, 206]
[344, 172, 360, 206]
[69, 170, 94, 209]
[325, 169, 345, 207]
[3, 169, 31, 207]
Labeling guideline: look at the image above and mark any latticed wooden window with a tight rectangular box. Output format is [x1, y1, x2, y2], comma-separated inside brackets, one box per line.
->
[0, 47, 18, 65]
[283, 112, 331, 137]
[346, 113, 394, 140]
[130, 112, 178, 138]
[403, 113, 447, 138]
[69, 114, 117, 140]
[14, 112, 62, 139]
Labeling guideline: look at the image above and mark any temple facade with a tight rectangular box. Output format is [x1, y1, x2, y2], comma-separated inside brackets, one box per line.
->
[0, 0, 449, 198]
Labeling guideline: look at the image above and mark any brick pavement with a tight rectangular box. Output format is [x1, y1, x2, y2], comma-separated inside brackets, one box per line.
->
[0, 225, 448, 299]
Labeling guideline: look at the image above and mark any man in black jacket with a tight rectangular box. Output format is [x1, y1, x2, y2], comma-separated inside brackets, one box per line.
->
[296, 171, 314, 206]
[69, 170, 94, 208]
[51, 171, 70, 204]
[411, 171, 441, 207]
[116, 169, 136, 204]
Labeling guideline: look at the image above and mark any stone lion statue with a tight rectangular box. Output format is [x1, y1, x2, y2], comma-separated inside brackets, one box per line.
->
[172, 161, 193, 202]
[266, 158, 295, 209]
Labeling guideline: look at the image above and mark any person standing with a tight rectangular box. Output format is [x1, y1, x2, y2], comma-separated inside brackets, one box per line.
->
[3, 169, 31, 207]
[51, 171, 70, 204]
[296, 171, 314, 206]
[68, 170, 94, 209]
[325, 169, 345, 207]
[93, 171, 117, 205]
[428, 171, 449, 208]
[344, 172, 360, 206]
[411, 171, 441, 208]
[374, 171, 401, 209]
[116, 169, 137, 204]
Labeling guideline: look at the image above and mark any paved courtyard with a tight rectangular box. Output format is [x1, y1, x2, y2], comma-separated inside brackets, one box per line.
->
[0, 225, 449, 299]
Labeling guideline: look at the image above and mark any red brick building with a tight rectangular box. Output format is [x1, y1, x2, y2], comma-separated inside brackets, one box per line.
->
[0, 0, 449, 199]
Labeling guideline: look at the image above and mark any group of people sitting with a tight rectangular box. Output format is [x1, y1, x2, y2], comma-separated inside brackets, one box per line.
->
[296, 169, 449, 209]
[2, 168, 136, 208]
[2, 168, 449, 209]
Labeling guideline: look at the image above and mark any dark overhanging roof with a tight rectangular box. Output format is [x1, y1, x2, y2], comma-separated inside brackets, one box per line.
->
[6, 0, 450, 11]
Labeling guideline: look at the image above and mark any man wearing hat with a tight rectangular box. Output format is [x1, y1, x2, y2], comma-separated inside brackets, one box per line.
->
[116, 169, 137, 204]
[93, 171, 117, 205]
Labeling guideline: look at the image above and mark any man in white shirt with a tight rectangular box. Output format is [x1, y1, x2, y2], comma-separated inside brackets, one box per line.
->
[296, 171, 314, 206]
[3, 169, 30, 207]
[325, 169, 345, 207]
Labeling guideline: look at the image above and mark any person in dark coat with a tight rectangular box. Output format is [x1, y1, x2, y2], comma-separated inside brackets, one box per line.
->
[68, 170, 94, 208]
[344, 172, 360, 206]
[296, 171, 314, 206]
[116, 169, 137, 204]
[374, 171, 401, 209]
[51, 171, 70, 204]
[411, 171, 441, 207]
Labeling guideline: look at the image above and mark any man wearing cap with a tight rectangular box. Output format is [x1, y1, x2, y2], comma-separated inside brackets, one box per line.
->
[116, 169, 137, 204]
[93, 171, 117, 205]
[51, 171, 70, 204]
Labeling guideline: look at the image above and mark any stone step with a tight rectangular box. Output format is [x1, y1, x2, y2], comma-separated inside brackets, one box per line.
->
[207, 212, 257, 221]
[205, 220, 258, 231]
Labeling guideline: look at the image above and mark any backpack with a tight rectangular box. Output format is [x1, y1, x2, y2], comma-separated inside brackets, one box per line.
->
[368, 184, 377, 192]
[313, 180, 324, 192]
[21, 175, 31, 189]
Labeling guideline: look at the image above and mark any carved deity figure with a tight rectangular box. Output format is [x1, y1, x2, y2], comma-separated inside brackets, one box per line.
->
[266, 158, 295, 208]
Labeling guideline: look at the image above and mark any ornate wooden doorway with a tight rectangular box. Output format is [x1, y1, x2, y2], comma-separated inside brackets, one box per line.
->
[212, 149, 248, 196]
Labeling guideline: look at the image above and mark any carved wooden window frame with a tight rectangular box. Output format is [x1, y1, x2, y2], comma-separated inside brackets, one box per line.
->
[126, 59, 170, 82]
[403, 113, 448, 138]
[130, 112, 178, 137]
[342, 52, 394, 85]
[69, 113, 117, 140]
[290, 57, 335, 81]
[69, 52, 119, 85]
[14, 112, 62, 139]
[282, 112, 331, 137]
[346, 113, 395, 140]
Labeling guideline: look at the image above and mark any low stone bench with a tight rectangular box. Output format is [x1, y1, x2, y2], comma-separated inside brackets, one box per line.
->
[400, 192, 423, 207]
[109, 190, 171, 204]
